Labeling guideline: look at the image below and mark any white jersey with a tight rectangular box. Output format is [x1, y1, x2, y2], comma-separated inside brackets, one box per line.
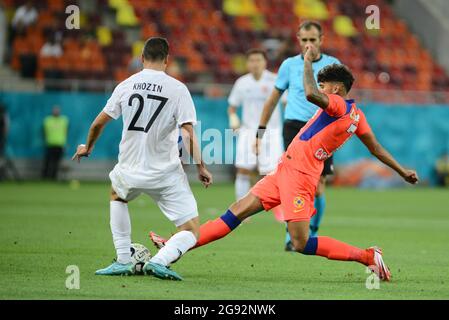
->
[103, 68, 196, 185]
[228, 70, 281, 130]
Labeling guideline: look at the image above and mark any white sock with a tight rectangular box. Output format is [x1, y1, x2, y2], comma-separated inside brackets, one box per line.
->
[235, 173, 251, 200]
[150, 230, 197, 266]
[110, 201, 132, 264]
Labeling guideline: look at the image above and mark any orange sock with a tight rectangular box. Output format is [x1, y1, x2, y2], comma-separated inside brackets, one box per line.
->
[316, 236, 371, 266]
[193, 210, 241, 249]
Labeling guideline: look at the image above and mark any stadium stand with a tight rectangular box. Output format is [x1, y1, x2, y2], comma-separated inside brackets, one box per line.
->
[2, 0, 449, 99]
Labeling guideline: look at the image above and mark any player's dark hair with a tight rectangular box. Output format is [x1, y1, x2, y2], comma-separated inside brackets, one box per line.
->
[143, 37, 169, 62]
[317, 63, 355, 93]
[298, 20, 322, 36]
[246, 48, 267, 60]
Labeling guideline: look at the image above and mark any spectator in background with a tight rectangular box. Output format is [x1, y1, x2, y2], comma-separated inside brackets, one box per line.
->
[40, 35, 63, 58]
[80, 36, 96, 60]
[262, 33, 282, 61]
[7, 1, 38, 62]
[435, 153, 449, 187]
[11, 1, 38, 31]
[42, 106, 69, 180]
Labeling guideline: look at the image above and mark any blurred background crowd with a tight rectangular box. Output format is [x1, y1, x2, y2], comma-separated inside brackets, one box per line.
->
[0, 0, 448, 187]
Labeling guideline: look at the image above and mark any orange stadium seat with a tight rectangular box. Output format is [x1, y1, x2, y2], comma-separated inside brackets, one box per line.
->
[141, 23, 159, 39]
[63, 38, 80, 52]
[36, 11, 55, 29]
[3, 0, 14, 7]
[188, 55, 207, 73]
[114, 68, 131, 82]
[128, 0, 158, 10]
[46, 0, 65, 11]
[57, 57, 72, 72]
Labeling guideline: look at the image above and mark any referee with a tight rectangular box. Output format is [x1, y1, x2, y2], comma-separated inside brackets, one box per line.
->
[256, 21, 340, 251]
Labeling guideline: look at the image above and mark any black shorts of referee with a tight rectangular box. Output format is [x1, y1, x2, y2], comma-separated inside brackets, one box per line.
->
[282, 119, 334, 176]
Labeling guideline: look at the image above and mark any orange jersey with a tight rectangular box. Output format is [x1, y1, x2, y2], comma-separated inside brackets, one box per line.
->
[252, 94, 372, 222]
[282, 94, 372, 179]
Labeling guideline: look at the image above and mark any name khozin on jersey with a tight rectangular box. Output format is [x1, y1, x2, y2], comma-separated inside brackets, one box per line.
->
[132, 82, 163, 93]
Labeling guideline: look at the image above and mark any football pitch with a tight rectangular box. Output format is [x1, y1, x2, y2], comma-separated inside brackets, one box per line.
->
[0, 181, 448, 300]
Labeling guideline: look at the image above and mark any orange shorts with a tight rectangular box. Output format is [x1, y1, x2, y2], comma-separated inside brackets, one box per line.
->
[251, 160, 318, 222]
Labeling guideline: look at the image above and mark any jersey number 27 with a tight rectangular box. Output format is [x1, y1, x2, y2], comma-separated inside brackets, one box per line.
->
[128, 93, 168, 133]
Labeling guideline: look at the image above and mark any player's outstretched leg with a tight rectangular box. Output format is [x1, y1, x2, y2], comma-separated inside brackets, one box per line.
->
[285, 195, 325, 251]
[143, 217, 200, 281]
[96, 197, 134, 275]
[285, 177, 327, 250]
[149, 193, 264, 251]
[194, 192, 263, 248]
[288, 221, 391, 281]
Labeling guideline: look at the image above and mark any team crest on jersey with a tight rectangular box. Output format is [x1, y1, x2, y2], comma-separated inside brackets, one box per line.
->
[315, 148, 329, 160]
[293, 195, 305, 212]
[349, 109, 360, 122]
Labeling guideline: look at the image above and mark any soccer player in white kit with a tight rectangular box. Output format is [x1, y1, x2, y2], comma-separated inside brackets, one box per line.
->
[227, 49, 283, 202]
[72, 37, 213, 280]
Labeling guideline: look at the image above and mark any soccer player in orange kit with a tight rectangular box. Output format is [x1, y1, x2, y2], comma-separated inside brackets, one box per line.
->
[150, 45, 419, 281]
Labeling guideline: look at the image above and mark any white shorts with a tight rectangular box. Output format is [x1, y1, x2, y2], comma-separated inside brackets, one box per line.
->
[109, 166, 198, 227]
[235, 128, 283, 175]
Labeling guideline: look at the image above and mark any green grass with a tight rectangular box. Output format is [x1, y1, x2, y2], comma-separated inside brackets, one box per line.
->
[0, 181, 448, 299]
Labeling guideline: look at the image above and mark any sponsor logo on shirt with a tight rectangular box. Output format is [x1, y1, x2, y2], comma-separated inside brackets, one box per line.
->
[314, 148, 329, 160]
[347, 123, 358, 134]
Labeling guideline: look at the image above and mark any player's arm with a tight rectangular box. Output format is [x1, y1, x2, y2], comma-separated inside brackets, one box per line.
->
[358, 131, 419, 184]
[228, 105, 240, 130]
[227, 81, 242, 130]
[180, 122, 213, 188]
[254, 88, 282, 154]
[303, 45, 329, 109]
[256, 57, 288, 146]
[72, 111, 112, 162]
[259, 88, 282, 128]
